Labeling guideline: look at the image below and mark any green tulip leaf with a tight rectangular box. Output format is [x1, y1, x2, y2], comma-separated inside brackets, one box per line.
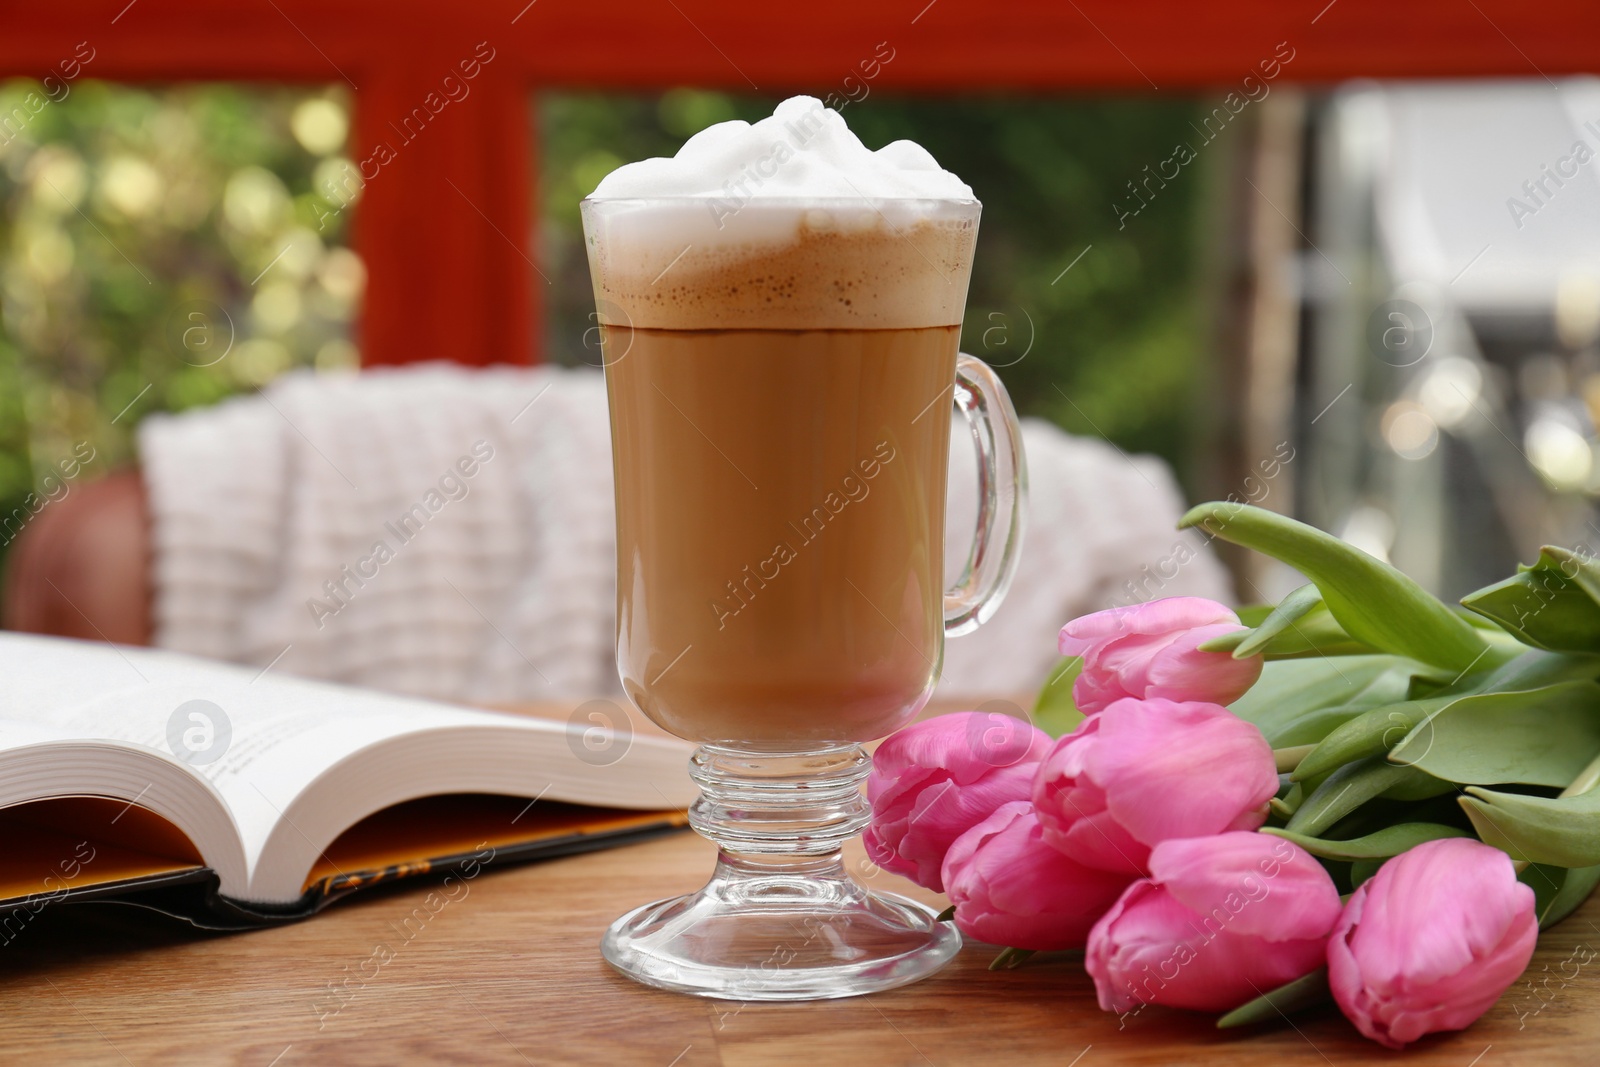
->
[988, 947, 1037, 971]
[1032, 656, 1085, 739]
[1268, 781, 1304, 824]
[1517, 862, 1600, 929]
[1389, 681, 1600, 787]
[1201, 586, 1375, 660]
[1200, 604, 1377, 660]
[1291, 696, 1452, 781]
[1230, 583, 1323, 656]
[1378, 771, 1460, 802]
[1469, 647, 1600, 693]
[1179, 502, 1490, 672]
[1216, 967, 1330, 1029]
[1541, 546, 1600, 606]
[1233, 603, 1276, 628]
[1460, 786, 1600, 868]
[1461, 548, 1600, 653]
[1294, 651, 1600, 782]
[1197, 631, 1248, 654]
[1262, 822, 1469, 861]
[1349, 857, 1384, 889]
[1292, 655, 1600, 780]
[1229, 655, 1423, 747]
[1263, 704, 1393, 750]
[1286, 757, 1431, 837]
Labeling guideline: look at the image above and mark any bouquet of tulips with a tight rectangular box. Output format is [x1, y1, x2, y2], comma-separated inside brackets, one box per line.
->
[865, 501, 1600, 1049]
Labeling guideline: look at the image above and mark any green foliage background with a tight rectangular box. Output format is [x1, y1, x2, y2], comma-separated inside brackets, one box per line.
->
[0, 80, 359, 571]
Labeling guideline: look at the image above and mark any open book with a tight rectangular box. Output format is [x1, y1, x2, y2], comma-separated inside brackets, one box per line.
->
[0, 633, 694, 929]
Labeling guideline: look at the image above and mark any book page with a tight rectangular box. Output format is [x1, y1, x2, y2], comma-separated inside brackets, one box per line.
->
[0, 634, 590, 885]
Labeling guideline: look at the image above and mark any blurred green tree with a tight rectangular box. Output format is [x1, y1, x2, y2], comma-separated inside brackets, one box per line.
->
[0, 80, 359, 574]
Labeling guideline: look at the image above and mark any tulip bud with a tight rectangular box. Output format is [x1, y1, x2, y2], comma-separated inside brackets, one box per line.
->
[943, 801, 1132, 951]
[864, 711, 1051, 892]
[1328, 838, 1537, 1049]
[1086, 832, 1343, 1013]
[1059, 597, 1262, 714]
[1032, 698, 1279, 875]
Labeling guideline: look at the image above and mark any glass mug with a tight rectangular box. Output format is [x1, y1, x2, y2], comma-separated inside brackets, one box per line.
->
[581, 195, 1024, 1000]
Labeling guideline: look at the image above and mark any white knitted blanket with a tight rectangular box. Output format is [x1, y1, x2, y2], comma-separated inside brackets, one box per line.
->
[139, 364, 1229, 706]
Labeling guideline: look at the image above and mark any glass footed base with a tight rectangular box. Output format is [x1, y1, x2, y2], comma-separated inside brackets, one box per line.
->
[602, 852, 961, 1001]
[602, 743, 961, 1001]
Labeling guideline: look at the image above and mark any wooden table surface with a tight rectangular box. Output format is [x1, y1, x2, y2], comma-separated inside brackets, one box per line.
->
[4, 825, 1598, 1066]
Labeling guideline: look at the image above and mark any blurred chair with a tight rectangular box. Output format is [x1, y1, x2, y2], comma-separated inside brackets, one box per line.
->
[2, 470, 151, 647]
[3, 364, 1230, 704]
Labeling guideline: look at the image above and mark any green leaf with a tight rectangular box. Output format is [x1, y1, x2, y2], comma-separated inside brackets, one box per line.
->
[1201, 585, 1375, 660]
[1461, 548, 1600, 653]
[988, 947, 1037, 971]
[1468, 647, 1600, 693]
[1272, 781, 1304, 818]
[1229, 655, 1423, 747]
[1234, 603, 1276, 628]
[1262, 822, 1469, 861]
[1286, 757, 1435, 837]
[1032, 656, 1084, 738]
[1266, 705, 1382, 750]
[1521, 862, 1600, 929]
[1230, 583, 1323, 657]
[1291, 696, 1451, 782]
[1197, 630, 1248, 654]
[1460, 786, 1600, 868]
[1542, 546, 1600, 606]
[1216, 967, 1330, 1029]
[1200, 603, 1377, 660]
[934, 904, 956, 923]
[1389, 681, 1600, 787]
[1180, 502, 1489, 672]
[1378, 771, 1460, 802]
[1349, 858, 1384, 889]
[1293, 650, 1600, 782]
[1274, 744, 1316, 774]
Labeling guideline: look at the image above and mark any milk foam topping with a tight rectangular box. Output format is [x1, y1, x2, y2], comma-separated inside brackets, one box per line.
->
[591, 95, 972, 201]
[583, 96, 979, 330]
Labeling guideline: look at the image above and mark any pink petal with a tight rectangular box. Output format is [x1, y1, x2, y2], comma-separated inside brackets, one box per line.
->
[1094, 699, 1278, 848]
[1142, 623, 1264, 706]
[1087, 879, 1326, 1013]
[1149, 833, 1342, 942]
[946, 802, 1131, 951]
[1060, 598, 1241, 648]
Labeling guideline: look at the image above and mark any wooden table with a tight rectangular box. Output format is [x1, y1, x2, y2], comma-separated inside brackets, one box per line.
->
[4, 826, 1598, 1065]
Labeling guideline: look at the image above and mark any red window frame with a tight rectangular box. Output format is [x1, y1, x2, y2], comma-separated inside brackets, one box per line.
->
[3, 0, 1593, 368]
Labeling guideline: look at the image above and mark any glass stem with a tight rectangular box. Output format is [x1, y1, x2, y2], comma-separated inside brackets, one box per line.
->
[689, 744, 871, 868]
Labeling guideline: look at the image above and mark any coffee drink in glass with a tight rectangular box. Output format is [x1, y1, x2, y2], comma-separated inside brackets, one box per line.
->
[583, 96, 1025, 1000]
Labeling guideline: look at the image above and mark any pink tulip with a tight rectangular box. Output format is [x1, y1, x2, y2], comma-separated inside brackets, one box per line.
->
[1328, 838, 1537, 1049]
[1059, 597, 1262, 714]
[1086, 832, 1343, 1013]
[1032, 698, 1278, 875]
[942, 801, 1133, 951]
[864, 711, 1052, 892]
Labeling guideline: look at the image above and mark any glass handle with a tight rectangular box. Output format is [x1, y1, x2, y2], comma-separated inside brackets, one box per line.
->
[944, 352, 1027, 637]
